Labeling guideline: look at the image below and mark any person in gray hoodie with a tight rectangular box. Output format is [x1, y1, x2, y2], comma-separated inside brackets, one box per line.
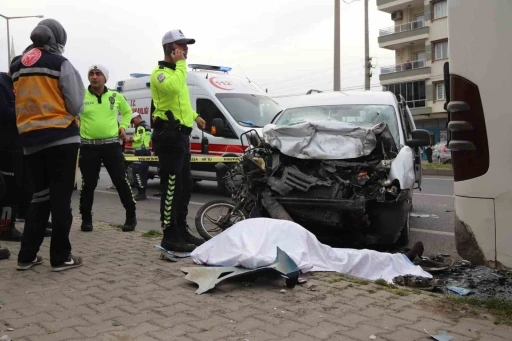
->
[12, 19, 85, 272]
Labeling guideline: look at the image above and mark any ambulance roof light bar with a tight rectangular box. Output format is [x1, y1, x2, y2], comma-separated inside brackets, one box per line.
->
[130, 73, 150, 78]
[188, 64, 232, 73]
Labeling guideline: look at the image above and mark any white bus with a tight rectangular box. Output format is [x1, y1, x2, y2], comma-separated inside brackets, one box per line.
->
[446, 0, 512, 269]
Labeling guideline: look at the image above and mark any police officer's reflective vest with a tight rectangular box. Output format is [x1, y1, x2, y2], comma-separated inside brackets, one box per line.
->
[150, 60, 198, 128]
[132, 121, 152, 149]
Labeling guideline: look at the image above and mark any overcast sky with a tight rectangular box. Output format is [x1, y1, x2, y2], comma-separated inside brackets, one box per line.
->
[1, 0, 395, 97]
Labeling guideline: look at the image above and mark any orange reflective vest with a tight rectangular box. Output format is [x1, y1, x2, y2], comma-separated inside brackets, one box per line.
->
[11, 48, 75, 136]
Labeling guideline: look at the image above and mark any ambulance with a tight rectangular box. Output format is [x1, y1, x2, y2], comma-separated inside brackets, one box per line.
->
[116, 64, 283, 190]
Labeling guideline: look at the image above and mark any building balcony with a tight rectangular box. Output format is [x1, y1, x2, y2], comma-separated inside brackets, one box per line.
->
[377, 0, 424, 14]
[379, 20, 429, 49]
[380, 60, 430, 82]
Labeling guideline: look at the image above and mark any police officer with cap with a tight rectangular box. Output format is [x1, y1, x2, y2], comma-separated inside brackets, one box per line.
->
[129, 112, 152, 201]
[150, 29, 206, 252]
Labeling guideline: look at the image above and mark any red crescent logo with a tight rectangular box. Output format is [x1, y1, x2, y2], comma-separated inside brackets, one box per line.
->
[209, 77, 235, 91]
[21, 48, 42, 67]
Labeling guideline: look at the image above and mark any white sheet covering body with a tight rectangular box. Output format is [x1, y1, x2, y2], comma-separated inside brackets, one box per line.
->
[191, 218, 432, 283]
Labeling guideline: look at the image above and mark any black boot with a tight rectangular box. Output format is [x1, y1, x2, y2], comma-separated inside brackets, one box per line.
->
[178, 224, 205, 246]
[134, 188, 147, 201]
[160, 224, 195, 252]
[81, 213, 93, 232]
[0, 224, 23, 242]
[122, 211, 137, 232]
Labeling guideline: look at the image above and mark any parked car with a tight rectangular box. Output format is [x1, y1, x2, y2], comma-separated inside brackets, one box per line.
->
[432, 141, 451, 164]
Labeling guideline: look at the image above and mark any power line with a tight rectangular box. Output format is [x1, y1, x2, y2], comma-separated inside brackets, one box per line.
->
[272, 82, 382, 98]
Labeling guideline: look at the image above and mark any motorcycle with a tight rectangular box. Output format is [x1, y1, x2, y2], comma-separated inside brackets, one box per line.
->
[194, 130, 290, 241]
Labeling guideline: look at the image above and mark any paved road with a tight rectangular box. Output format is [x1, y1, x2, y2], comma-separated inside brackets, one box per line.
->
[71, 171, 456, 258]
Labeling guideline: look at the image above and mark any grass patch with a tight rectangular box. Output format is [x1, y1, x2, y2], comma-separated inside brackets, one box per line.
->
[427, 296, 512, 326]
[326, 274, 370, 285]
[374, 279, 393, 287]
[142, 230, 163, 238]
[422, 162, 452, 170]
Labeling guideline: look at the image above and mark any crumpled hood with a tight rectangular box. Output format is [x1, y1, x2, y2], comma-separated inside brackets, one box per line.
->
[263, 120, 392, 160]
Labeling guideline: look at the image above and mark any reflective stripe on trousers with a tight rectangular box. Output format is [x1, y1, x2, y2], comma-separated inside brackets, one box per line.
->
[163, 174, 176, 226]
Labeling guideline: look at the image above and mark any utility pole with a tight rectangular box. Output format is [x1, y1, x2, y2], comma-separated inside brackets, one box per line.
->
[0, 14, 44, 69]
[364, 0, 371, 90]
[334, 0, 341, 91]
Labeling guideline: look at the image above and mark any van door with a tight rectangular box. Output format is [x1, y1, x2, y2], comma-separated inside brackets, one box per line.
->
[191, 97, 241, 177]
[404, 106, 423, 189]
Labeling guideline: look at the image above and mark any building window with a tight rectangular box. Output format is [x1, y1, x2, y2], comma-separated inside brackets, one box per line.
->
[433, 0, 448, 19]
[383, 80, 426, 108]
[436, 83, 446, 101]
[434, 40, 449, 60]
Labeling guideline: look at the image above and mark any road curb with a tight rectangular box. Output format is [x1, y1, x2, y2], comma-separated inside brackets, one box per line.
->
[422, 168, 454, 176]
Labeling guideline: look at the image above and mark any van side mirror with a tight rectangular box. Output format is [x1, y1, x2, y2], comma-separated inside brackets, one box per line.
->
[211, 118, 225, 136]
[406, 129, 431, 148]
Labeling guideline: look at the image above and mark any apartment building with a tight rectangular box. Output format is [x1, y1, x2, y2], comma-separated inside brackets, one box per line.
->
[377, 0, 449, 145]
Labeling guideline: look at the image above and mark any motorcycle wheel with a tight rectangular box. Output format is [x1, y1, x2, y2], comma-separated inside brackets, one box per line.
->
[195, 199, 246, 240]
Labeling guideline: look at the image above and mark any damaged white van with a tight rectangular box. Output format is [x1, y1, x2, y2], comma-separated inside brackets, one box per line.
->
[263, 91, 430, 246]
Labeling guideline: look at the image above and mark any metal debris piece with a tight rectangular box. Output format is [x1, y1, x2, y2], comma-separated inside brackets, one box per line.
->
[447, 286, 473, 296]
[298, 277, 308, 284]
[155, 245, 191, 262]
[424, 329, 454, 341]
[181, 247, 300, 295]
[393, 275, 443, 290]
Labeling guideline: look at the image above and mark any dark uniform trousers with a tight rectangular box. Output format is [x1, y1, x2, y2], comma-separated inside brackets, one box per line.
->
[79, 142, 136, 216]
[133, 148, 151, 189]
[0, 150, 23, 234]
[157, 134, 192, 229]
[17, 143, 79, 266]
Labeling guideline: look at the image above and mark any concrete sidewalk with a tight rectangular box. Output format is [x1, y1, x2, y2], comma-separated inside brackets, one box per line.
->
[1, 221, 511, 341]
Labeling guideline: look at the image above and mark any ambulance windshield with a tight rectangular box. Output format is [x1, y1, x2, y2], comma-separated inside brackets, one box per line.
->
[216, 93, 282, 128]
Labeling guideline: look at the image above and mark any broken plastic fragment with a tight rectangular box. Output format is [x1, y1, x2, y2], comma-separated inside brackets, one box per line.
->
[181, 247, 300, 294]
[447, 286, 473, 296]
[424, 329, 454, 341]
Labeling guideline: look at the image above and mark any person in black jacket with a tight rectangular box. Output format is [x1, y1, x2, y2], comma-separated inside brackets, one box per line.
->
[0, 56, 24, 241]
[0, 55, 51, 241]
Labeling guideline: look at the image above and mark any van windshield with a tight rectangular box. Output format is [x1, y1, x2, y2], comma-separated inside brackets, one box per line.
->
[215, 93, 282, 128]
[274, 104, 400, 144]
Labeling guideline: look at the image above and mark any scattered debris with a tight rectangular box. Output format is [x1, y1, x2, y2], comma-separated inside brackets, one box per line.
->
[393, 275, 443, 290]
[298, 277, 308, 284]
[447, 286, 473, 296]
[369, 335, 377, 340]
[5, 329, 13, 332]
[280, 289, 287, 293]
[112, 322, 122, 326]
[181, 247, 300, 294]
[155, 245, 191, 262]
[410, 213, 439, 219]
[0, 335, 11, 341]
[424, 329, 454, 341]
